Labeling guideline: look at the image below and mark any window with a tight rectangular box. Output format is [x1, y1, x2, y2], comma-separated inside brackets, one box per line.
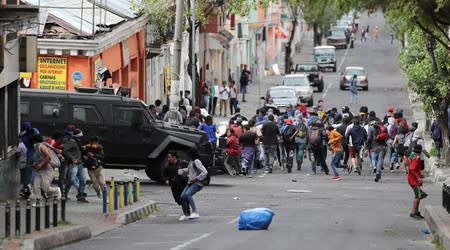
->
[113, 107, 149, 126]
[72, 105, 100, 123]
[20, 102, 29, 115]
[42, 103, 60, 116]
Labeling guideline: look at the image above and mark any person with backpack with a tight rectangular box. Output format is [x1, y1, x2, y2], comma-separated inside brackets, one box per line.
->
[82, 136, 105, 199]
[261, 114, 280, 174]
[367, 120, 388, 182]
[62, 128, 88, 202]
[346, 116, 367, 175]
[408, 129, 431, 171]
[430, 119, 442, 159]
[393, 124, 407, 172]
[294, 117, 309, 171]
[403, 123, 418, 167]
[281, 119, 297, 173]
[309, 120, 329, 175]
[178, 148, 208, 221]
[386, 117, 400, 171]
[327, 125, 346, 181]
[163, 151, 189, 218]
[407, 144, 428, 220]
[240, 64, 251, 102]
[31, 134, 62, 205]
[18, 121, 40, 199]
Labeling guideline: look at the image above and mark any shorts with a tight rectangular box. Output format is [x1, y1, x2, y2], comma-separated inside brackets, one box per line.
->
[411, 185, 427, 199]
[348, 145, 362, 158]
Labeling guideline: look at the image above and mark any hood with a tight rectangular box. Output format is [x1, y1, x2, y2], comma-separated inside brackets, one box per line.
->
[413, 129, 423, 140]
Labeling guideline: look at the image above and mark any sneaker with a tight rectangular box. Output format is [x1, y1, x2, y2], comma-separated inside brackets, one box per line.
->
[390, 163, 394, 171]
[373, 168, 376, 173]
[332, 176, 341, 181]
[347, 165, 353, 174]
[179, 215, 188, 221]
[77, 197, 89, 203]
[410, 213, 424, 220]
[96, 190, 102, 199]
[189, 212, 200, 219]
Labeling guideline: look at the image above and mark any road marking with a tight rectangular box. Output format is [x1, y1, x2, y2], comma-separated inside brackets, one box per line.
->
[227, 216, 240, 224]
[322, 45, 350, 98]
[169, 233, 212, 250]
[287, 189, 312, 193]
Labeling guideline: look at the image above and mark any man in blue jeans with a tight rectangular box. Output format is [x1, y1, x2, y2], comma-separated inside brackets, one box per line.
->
[62, 128, 88, 202]
[368, 121, 388, 182]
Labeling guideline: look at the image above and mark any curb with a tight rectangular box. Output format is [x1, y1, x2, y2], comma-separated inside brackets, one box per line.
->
[115, 201, 158, 225]
[424, 206, 450, 248]
[0, 225, 91, 250]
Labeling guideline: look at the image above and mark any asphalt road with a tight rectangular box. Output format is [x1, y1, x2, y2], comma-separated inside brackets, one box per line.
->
[58, 11, 440, 250]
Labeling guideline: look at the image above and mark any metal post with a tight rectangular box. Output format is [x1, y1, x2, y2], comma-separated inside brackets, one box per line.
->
[26, 199, 31, 234]
[109, 185, 114, 213]
[124, 182, 129, 206]
[191, 0, 196, 106]
[136, 178, 140, 202]
[44, 199, 50, 229]
[119, 182, 124, 208]
[170, 0, 184, 109]
[35, 199, 41, 231]
[128, 182, 133, 205]
[133, 178, 137, 203]
[53, 197, 58, 227]
[5, 201, 10, 238]
[114, 183, 119, 210]
[15, 200, 21, 236]
[61, 193, 66, 222]
[102, 185, 108, 214]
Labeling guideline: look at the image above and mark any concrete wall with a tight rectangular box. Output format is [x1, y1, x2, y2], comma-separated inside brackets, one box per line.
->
[0, 146, 20, 201]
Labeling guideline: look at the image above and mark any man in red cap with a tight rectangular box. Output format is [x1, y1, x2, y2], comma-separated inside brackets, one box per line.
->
[383, 105, 395, 124]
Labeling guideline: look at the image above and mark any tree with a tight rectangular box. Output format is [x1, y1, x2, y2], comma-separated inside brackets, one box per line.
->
[284, 0, 304, 74]
[302, 0, 341, 46]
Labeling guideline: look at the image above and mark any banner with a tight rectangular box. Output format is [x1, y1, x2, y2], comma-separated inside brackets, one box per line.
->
[164, 65, 172, 96]
[37, 57, 67, 90]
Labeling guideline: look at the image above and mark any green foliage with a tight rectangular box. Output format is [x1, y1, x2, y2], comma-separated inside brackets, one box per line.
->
[399, 28, 450, 115]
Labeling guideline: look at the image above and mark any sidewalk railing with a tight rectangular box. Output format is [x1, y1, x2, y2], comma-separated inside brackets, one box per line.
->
[2, 196, 66, 238]
[442, 183, 450, 213]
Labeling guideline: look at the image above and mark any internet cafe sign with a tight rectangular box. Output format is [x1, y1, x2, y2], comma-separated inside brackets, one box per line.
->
[37, 57, 67, 90]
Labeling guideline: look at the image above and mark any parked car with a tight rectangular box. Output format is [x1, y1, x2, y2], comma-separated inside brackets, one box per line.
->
[327, 29, 348, 49]
[314, 46, 336, 72]
[20, 88, 221, 184]
[280, 74, 314, 106]
[264, 86, 301, 114]
[339, 66, 369, 90]
[294, 63, 324, 92]
[330, 26, 351, 44]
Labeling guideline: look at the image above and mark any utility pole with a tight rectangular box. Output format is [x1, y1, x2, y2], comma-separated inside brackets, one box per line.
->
[170, 0, 184, 109]
[190, 0, 196, 106]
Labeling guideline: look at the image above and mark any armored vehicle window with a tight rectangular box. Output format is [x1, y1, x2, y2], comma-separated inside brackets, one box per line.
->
[73, 105, 100, 123]
[113, 107, 149, 126]
[43, 103, 60, 117]
[20, 102, 29, 115]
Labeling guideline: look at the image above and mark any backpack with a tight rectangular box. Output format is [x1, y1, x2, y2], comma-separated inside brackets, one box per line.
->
[34, 142, 61, 169]
[375, 125, 388, 142]
[295, 123, 307, 139]
[283, 125, 297, 143]
[388, 123, 399, 139]
[309, 127, 322, 146]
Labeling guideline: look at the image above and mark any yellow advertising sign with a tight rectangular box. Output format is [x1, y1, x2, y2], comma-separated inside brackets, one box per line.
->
[37, 57, 67, 90]
[164, 65, 172, 96]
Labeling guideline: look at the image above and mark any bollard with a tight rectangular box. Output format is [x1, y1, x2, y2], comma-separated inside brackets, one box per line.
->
[35, 199, 41, 231]
[61, 192, 66, 222]
[128, 182, 133, 205]
[15, 200, 21, 236]
[44, 199, 50, 229]
[110, 177, 115, 192]
[136, 178, 140, 202]
[108, 185, 114, 213]
[102, 185, 108, 214]
[443, 184, 446, 211]
[133, 178, 137, 203]
[5, 201, 10, 238]
[26, 199, 31, 234]
[119, 182, 124, 208]
[124, 182, 129, 207]
[53, 196, 58, 227]
[114, 183, 119, 210]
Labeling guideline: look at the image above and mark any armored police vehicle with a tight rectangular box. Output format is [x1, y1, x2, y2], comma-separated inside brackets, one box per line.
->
[20, 88, 220, 184]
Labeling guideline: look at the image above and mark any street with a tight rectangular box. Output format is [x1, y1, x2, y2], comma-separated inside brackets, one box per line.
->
[58, 12, 441, 250]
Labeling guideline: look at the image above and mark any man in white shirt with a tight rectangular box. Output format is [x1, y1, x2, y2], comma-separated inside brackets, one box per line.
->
[218, 81, 230, 117]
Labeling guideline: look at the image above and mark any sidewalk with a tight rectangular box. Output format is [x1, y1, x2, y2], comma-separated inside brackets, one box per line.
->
[0, 177, 157, 250]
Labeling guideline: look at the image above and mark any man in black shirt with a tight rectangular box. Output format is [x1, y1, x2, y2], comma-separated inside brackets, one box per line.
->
[163, 151, 188, 211]
[261, 114, 279, 173]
